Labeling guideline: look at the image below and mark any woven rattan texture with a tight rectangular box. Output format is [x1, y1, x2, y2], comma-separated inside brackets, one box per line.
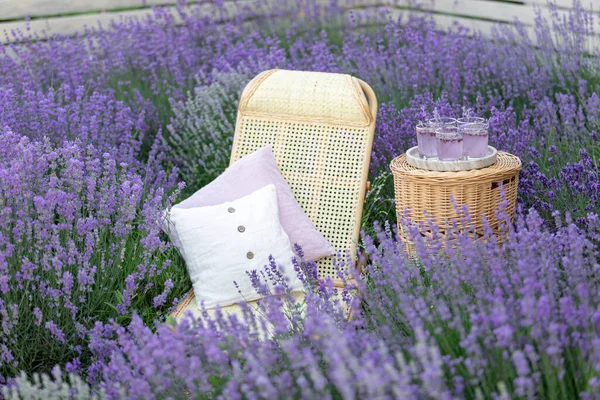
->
[390, 152, 521, 242]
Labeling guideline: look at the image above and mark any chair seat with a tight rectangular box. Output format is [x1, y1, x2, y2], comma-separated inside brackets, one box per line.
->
[172, 288, 353, 326]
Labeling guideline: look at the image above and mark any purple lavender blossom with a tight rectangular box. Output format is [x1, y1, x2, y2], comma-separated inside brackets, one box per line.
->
[0, 0, 599, 397]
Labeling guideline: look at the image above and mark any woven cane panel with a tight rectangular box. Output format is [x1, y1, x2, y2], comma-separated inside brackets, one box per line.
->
[390, 152, 521, 243]
[231, 117, 371, 279]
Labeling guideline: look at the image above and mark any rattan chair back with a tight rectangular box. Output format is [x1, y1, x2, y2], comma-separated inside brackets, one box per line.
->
[231, 69, 377, 284]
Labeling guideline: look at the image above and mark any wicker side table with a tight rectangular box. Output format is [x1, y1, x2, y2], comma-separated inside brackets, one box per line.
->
[390, 152, 521, 246]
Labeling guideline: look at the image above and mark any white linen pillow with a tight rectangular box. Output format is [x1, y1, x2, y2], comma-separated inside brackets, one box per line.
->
[166, 184, 302, 309]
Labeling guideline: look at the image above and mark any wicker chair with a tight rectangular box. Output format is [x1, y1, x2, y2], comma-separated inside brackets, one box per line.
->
[171, 69, 377, 321]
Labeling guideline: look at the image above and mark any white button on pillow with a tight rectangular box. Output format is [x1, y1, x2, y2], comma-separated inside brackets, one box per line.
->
[166, 184, 302, 309]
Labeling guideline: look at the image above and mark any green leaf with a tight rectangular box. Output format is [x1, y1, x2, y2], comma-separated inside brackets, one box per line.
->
[165, 315, 177, 328]
[216, 342, 228, 350]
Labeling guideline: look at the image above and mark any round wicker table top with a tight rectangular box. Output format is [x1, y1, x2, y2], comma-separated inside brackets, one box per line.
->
[390, 151, 522, 182]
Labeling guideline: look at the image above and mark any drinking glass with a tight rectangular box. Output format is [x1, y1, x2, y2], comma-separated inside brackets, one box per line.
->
[457, 116, 486, 126]
[461, 122, 489, 158]
[435, 126, 463, 161]
[416, 122, 437, 158]
[429, 117, 457, 128]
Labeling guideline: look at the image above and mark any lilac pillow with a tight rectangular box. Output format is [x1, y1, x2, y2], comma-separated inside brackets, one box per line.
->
[174, 146, 334, 261]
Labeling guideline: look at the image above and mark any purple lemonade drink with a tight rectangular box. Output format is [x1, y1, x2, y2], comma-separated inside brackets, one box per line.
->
[417, 117, 457, 159]
[460, 122, 489, 158]
[436, 126, 463, 161]
[416, 123, 437, 158]
[463, 131, 488, 157]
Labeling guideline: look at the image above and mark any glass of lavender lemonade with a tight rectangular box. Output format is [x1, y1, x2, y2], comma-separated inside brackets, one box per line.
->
[435, 126, 463, 161]
[457, 116, 486, 126]
[429, 117, 458, 128]
[460, 122, 489, 158]
[416, 122, 437, 158]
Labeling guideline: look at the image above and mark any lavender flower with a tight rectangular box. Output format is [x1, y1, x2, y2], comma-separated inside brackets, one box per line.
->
[0, 0, 599, 397]
[0, 130, 184, 380]
[166, 70, 251, 190]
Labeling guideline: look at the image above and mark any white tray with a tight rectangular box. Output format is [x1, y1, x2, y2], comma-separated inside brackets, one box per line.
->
[405, 146, 497, 171]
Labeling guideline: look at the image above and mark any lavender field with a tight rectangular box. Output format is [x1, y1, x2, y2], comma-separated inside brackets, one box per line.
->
[1, 1, 599, 398]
